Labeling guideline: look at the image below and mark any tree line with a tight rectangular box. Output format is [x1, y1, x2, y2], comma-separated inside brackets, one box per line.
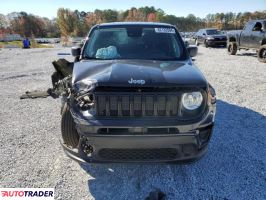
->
[0, 12, 60, 37]
[0, 7, 265, 38]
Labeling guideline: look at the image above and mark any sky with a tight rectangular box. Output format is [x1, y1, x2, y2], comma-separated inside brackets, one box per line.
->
[0, 0, 265, 19]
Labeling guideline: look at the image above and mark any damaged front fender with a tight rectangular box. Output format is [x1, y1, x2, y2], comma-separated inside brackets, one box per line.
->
[51, 59, 74, 97]
[51, 59, 95, 111]
[20, 59, 74, 100]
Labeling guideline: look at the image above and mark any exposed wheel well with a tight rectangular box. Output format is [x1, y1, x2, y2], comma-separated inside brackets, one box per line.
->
[229, 37, 236, 42]
[261, 39, 266, 45]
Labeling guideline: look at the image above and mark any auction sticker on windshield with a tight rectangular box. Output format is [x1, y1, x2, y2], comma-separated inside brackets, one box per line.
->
[155, 28, 175, 34]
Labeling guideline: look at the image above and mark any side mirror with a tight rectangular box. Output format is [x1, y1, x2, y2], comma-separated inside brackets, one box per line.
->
[71, 46, 81, 57]
[203, 33, 206, 36]
[187, 45, 198, 57]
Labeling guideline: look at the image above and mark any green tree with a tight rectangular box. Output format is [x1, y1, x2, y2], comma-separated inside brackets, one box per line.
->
[102, 9, 118, 22]
[57, 8, 77, 37]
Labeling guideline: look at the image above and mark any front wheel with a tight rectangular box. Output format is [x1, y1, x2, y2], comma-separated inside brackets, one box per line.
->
[258, 45, 266, 63]
[61, 104, 80, 148]
[227, 42, 237, 55]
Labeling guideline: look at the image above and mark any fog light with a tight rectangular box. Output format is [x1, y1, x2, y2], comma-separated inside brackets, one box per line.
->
[82, 143, 94, 155]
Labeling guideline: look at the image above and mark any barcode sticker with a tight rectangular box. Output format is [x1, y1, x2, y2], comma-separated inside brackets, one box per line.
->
[155, 28, 175, 34]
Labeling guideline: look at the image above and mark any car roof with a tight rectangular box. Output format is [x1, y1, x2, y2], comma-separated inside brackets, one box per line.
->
[249, 19, 266, 23]
[87, 22, 178, 37]
[97, 22, 175, 28]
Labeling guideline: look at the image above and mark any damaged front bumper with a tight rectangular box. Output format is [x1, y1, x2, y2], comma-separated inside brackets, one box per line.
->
[62, 131, 211, 163]
[61, 103, 215, 163]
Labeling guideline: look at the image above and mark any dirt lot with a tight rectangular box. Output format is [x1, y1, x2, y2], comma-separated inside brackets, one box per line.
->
[0, 46, 265, 200]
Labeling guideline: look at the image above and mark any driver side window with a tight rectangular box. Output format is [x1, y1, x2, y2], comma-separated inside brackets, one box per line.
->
[252, 22, 262, 31]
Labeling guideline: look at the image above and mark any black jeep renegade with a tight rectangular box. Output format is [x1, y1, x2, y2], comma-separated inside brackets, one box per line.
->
[58, 22, 216, 163]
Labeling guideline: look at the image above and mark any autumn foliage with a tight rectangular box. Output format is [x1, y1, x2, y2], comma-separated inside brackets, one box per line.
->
[0, 7, 265, 38]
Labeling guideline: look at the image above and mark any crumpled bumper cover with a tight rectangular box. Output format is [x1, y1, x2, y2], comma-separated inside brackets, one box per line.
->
[61, 130, 211, 163]
[61, 123, 214, 163]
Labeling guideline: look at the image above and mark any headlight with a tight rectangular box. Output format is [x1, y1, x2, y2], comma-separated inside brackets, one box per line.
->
[73, 78, 96, 110]
[73, 78, 97, 95]
[182, 92, 203, 110]
[207, 36, 214, 40]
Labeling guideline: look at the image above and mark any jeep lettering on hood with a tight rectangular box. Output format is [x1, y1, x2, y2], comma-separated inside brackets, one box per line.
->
[128, 78, 145, 85]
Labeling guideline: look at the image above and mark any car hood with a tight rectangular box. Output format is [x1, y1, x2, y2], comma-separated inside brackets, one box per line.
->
[72, 59, 208, 89]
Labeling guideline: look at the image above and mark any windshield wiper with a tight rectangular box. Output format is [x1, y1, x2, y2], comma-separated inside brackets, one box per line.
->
[82, 56, 180, 61]
[83, 55, 119, 60]
[148, 58, 180, 61]
[83, 56, 98, 60]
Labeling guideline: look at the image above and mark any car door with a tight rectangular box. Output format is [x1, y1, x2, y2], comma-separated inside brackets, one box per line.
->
[239, 21, 254, 48]
[201, 30, 207, 43]
[250, 22, 264, 48]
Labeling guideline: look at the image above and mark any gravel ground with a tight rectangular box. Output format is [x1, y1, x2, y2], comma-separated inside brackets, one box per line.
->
[0, 46, 265, 200]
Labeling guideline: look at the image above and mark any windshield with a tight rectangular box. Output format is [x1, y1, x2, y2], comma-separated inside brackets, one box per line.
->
[206, 29, 221, 35]
[83, 27, 186, 61]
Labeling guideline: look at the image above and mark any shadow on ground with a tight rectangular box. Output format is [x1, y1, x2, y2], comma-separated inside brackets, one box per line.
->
[207, 46, 227, 49]
[80, 100, 266, 200]
[236, 52, 257, 58]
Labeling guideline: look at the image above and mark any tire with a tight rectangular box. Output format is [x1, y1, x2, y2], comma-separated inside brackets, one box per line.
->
[227, 42, 237, 55]
[204, 40, 208, 48]
[61, 104, 79, 148]
[258, 44, 266, 63]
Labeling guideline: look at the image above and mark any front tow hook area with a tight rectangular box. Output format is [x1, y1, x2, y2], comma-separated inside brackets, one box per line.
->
[80, 137, 94, 156]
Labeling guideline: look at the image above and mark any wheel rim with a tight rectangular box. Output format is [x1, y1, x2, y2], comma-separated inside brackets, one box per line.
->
[228, 44, 232, 52]
[261, 48, 266, 59]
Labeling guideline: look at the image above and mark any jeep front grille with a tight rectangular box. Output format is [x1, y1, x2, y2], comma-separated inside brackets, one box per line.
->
[95, 92, 180, 117]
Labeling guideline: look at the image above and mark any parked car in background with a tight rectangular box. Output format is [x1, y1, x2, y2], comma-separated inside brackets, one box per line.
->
[182, 32, 197, 46]
[227, 20, 266, 63]
[195, 28, 227, 47]
[35, 38, 61, 44]
[0, 34, 22, 42]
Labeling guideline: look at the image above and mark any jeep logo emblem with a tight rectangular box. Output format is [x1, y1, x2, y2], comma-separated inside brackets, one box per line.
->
[128, 78, 145, 85]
